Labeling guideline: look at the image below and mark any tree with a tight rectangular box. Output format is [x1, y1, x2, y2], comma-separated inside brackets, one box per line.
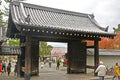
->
[39, 42, 53, 57]
[0, 0, 26, 39]
[112, 32, 120, 49]
[113, 24, 120, 33]
[8, 39, 20, 46]
[0, 10, 5, 24]
[40, 42, 53, 57]
[0, 0, 11, 26]
[46, 45, 53, 55]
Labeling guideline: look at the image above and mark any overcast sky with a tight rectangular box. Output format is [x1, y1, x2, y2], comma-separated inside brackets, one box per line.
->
[24, 0, 120, 47]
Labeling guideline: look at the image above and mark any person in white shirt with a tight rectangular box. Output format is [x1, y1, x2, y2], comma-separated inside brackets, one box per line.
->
[95, 61, 106, 80]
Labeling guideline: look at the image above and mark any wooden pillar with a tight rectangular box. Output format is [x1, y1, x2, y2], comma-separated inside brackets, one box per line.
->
[24, 36, 32, 80]
[67, 41, 72, 74]
[67, 41, 86, 74]
[18, 36, 26, 77]
[0, 40, 3, 52]
[31, 40, 39, 76]
[17, 55, 20, 77]
[94, 39, 99, 75]
[19, 36, 39, 78]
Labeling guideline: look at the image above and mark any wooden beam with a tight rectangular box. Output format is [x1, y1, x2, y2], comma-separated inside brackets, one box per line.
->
[87, 46, 94, 48]
[94, 39, 99, 76]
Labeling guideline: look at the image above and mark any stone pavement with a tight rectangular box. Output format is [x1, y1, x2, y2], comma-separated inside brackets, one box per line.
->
[0, 63, 113, 80]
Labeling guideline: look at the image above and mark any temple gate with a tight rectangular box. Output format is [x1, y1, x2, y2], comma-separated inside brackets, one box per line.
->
[6, 1, 116, 78]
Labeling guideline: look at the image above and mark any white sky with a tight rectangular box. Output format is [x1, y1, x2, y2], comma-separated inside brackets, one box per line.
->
[24, 0, 120, 47]
[47, 42, 67, 48]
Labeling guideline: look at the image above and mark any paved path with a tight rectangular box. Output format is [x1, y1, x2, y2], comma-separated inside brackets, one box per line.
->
[0, 63, 113, 80]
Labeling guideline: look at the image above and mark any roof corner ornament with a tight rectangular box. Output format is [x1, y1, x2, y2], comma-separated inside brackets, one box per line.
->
[91, 14, 94, 19]
[105, 26, 109, 32]
[25, 15, 30, 24]
[88, 14, 94, 19]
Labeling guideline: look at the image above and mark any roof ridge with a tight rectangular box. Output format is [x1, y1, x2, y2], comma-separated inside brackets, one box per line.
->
[11, 1, 92, 17]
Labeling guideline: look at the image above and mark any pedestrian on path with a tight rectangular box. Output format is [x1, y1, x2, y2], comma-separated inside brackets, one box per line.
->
[7, 62, 11, 76]
[95, 62, 99, 76]
[0, 62, 2, 75]
[14, 62, 17, 76]
[48, 60, 52, 68]
[95, 61, 106, 80]
[56, 59, 60, 70]
[2, 61, 6, 73]
[40, 61, 44, 69]
[112, 63, 120, 80]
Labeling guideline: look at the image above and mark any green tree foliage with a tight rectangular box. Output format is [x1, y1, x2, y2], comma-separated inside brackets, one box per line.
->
[0, 0, 10, 25]
[8, 39, 20, 46]
[39, 42, 53, 57]
[113, 24, 120, 32]
[0, 10, 5, 24]
[1, 0, 26, 20]
[0, 0, 25, 39]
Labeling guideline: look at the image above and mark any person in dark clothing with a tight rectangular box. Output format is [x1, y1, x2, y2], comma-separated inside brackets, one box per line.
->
[95, 62, 99, 76]
[14, 62, 17, 76]
[7, 63, 11, 76]
[49, 60, 52, 68]
[56, 60, 60, 70]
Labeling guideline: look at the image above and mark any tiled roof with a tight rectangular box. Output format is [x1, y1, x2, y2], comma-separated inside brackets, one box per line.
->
[7, 1, 116, 38]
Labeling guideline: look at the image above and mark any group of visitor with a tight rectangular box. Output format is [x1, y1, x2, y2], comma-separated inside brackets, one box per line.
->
[40, 57, 62, 70]
[0, 61, 17, 76]
[95, 61, 120, 80]
[0, 61, 11, 76]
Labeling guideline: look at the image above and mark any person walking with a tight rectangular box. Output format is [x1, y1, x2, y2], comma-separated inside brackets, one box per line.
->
[56, 59, 60, 70]
[95, 62, 99, 76]
[0, 62, 2, 75]
[14, 62, 17, 76]
[2, 61, 6, 73]
[40, 61, 44, 69]
[95, 61, 106, 80]
[7, 62, 11, 76]
[48, 60, 52, 68]
[112, 63, 120, 80]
